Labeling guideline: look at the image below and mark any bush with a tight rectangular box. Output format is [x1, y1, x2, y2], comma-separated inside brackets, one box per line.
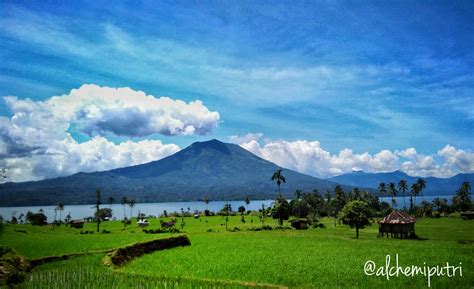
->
[433, 211, 441, 218]
[0, 247, 30, 286]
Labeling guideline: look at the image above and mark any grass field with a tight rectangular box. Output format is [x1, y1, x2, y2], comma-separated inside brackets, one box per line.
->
[1, 215, 473, 288]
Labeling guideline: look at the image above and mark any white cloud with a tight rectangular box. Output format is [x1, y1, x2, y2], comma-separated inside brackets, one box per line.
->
[1, 137, 179, 182]
[229, 133, 264, 144]
[0, 84, 221, 182]
[233, 134, 474, 178]
[3, 84, 220, 138]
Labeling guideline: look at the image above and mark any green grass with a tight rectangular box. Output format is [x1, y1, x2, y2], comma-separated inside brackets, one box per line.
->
[0, 220, 173, 259]
[1, 215, 473, 288]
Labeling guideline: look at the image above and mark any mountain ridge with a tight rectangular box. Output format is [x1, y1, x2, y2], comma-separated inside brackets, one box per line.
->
[0, 139, 356, 206]
[327, 170, 473, 196]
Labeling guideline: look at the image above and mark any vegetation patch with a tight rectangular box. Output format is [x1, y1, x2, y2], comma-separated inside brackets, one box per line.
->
[0, 246, 31, 287]
[110, 235, 191, 266]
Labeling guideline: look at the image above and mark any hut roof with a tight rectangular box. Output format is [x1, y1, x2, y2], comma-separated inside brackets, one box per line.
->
[379, 211, 415, 224]
[71, 219, 84, 224]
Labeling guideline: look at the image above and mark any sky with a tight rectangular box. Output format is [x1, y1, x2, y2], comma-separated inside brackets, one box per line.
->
[0, 1, 473, 182]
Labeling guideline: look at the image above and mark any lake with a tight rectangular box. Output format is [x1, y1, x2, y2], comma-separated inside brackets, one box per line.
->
[0, 200, 276, 222]
[0, 195, 454, 222]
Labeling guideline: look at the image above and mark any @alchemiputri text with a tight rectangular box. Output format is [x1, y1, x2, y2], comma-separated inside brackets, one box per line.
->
[363, 254, 462, 287]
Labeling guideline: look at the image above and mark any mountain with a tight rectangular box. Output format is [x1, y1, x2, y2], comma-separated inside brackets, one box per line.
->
[327, 170, 474, 196]
[0, 139, 351, 206]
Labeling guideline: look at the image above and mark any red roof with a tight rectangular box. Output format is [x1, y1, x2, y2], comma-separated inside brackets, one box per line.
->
[379, 211, 416, 224]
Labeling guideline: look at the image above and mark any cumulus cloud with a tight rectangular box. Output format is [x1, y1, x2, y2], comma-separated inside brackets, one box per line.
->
[229, 133, 264, 144]
[232, 134, 474, 178]
[0, 84, 221, 181]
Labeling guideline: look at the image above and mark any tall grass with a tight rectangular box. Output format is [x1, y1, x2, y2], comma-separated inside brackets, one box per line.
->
[20, 266, 274, 289]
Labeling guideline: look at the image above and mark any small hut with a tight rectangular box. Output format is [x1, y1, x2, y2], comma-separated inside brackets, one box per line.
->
[70, 219, 85, 229]
[378, 211, 415, 239]
[290, 219, 309, 230]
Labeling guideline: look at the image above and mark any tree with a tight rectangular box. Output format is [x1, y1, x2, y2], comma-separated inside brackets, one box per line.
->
[409, 183, 419, 211]
[203, 196, 210, 211]
[349, 188, 362, 201]
[340, 200, 371, 239]
[417, 178, 426, 203]
[245, 196, 251, 224]
[388, 182, 397, 209]
[128, 199, 136, 220]
[332, 185, 347, 226]
[108, 197, 115, 209]
[95, 208, 113, 221]
[398, 180, 408, 211]
[259, 204, 267, 228]
[121, 196, 128, 220]
[452, 181, 472, 212]
[222, 203, 231, 230]
[294, 189, 303, 200]
[378, 182, 387, 197]
[95, 189, 102, 232]
[271, 169, 286, 194]
[238, 205, 246, 223]
[55, 203, 65, 225]
[26, 211, 47, 226]
[272, 194, 291, 226]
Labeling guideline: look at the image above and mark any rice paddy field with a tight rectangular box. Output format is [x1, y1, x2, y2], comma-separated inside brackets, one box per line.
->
[1, 215, 473, 288]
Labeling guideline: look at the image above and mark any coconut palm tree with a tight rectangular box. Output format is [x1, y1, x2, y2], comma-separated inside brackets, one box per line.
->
[128, 199, 136, 220]
[108, 197, 115, 209]
[121, 196, 128, 220]
[398, 180, 408, 211]
[95, 189, 102, 232]
[203, 196, 210, 211]
[294, 189, 303, 200]
[417, 178, 426, 203]
[245, 196, 251, 225]
[271, 169, 286, 194]
[55, 203, 65, 224]
[378, 182, 386, 196]
[410, 183, 419, 210]
[388, 182, 397, 209]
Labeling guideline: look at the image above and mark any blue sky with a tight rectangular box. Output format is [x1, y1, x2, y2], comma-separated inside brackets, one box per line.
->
[0, 1, 473, 181]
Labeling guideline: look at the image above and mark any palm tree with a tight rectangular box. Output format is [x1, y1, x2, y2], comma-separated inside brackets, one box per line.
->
[245, 196, 251, 225]
[121, 196, 128, 220]
[55, 203, 65, 224]
[294, 189, 303, 200]
[417, 178, 426, 203]
[388, 182, 397, 209]
[410, 183, 419, 210]
[108, 197, 115, 209]
[95, 189, 102, 232]
[398, 180, 408, 211]
[378, 182, 387, 204]
[271, 169, 286, 194]
[128, 199, 136, 220]
[203, 196, 210, 211]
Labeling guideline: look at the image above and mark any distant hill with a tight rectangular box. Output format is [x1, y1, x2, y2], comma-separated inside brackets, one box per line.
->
[0, 139, 353, 206]
[327, 170, 473, 196]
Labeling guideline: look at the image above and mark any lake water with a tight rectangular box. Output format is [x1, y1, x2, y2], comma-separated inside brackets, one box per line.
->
[379, 195, 453, 209]
[0, 200, 276, 222]
[0, 195, 454, 222]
